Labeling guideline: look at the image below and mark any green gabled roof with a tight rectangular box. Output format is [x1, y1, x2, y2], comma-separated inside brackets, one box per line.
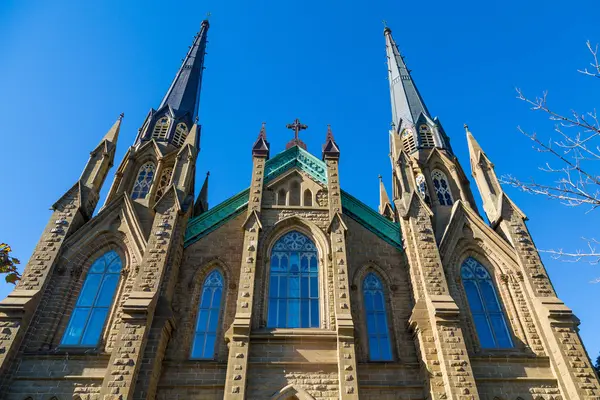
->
[184, 146, 402, 250]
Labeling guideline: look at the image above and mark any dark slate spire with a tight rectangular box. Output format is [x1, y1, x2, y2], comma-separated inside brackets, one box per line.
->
[322, 124, 340, 159]
[252, 122, 270, 158]
[159, 20, 210, 119]
[193, 171, 210, 217]
[385, 26, 430, 127]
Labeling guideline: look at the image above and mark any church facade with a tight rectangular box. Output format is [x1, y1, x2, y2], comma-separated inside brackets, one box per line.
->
[0, 19, 598, 400]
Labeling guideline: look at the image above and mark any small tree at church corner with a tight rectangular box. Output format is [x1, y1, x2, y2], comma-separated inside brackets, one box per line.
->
[0, 243, 21, 284]
[502, 41, 600, 266]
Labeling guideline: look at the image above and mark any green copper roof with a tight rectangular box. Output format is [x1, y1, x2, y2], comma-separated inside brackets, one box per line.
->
[184, 146, 402, 250]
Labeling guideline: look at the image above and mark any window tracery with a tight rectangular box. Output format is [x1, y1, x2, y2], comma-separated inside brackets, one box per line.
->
[131, 162, 156, 200]
[267, 231, 319, 328]
[363, 273, 392, 361]
[152, 117, 170, 140]
[173, 122, 188, 147]
[191, 270, 224, 359]
[419, 124, 435, 148]
[61, 250, 122, 347]
[431, 169, 453, 206]
[401, 129, 417, 153]
[461, 257, 512, 349]
[154, 167, 173, 200]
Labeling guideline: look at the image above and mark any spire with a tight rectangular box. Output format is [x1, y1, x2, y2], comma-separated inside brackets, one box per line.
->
[181, 122, 201, 151]
[159, 20, 209, 119]
[322, 124, 340, 159]
[102, 113, 123, 145]
[193, 171, 210, 216]
[252, 122, 270, 158]
[384, 26, 430, 128]
[378, 174, 395, 221]
[465, 124, 485, 164]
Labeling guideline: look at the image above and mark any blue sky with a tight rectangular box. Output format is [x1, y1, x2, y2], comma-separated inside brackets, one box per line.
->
[1, 0, 599, 360]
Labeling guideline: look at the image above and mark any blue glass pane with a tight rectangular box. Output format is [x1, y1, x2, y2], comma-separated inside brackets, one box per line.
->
[76, 274, 102, 307]
[277, 300, 287, 327]
[374, 291, 384, 311]
[204, 333, 216, 358]
[379, 337, 392, 361]
[191, 334, 206, 358]
[366, 313, 376, 333]
[90, 258, 106, 273]
[310, 276, 318, 298]
[437, 193, 445, 205]
[364, 292, 373, 310]
[289, 276, 300, 298]
[369, 336, 380, 360]
[376, 313, 388, 335]
[473, 314, 495, 348]
[279, 276, 287, 297]
[208, 309, 219, 333]
[300, 256, 308, 271]
[81, 308, 108, 346]
[301, 299, 309, 327]
[267, 299, 278, 328]
[309, 256, 317, 272]
[270, 276, 278, 298]
[490, 314, 512, 348]
[96, 274, 119, 307]
[271, 255, 281, 271]
[212, 287, 223, 309]
[196, 310, 209, 331]
[288, 299, 300, 327]
[464, 281, 484, 312]
[310, 299, 319, 327]
[200, 287, 212, 308]
[479, 281, 500, 312]
[290, 253, 299, 271]
[280, 255, 288, 271]
[107, 258, 122, 273]
[300, 277, 309, 298]
[62, 308, 90, 345]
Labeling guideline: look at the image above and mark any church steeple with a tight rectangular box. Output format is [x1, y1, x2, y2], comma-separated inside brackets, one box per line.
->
[385, 26, 451, 155]
[135, 20, 209, 148]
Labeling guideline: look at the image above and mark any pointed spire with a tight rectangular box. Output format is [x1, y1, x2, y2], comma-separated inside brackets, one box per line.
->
[193, 171, 210, 216]
[322, 124, 340, 159]
[181, 122, 201, 151]
[465, 124, 485, 163]
[385, 26, 430, 128]
[252, 122, 270, 158]
[378, 174, 395, 221]
[159, 20, 209, 119]
[101, 113, 123, 145]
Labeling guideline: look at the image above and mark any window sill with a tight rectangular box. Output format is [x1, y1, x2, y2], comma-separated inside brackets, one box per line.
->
[251, 328, 337, 340]
[265, 205, 328, 211]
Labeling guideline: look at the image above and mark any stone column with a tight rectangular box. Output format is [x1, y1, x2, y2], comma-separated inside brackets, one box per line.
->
[323, 134, 359, 398]
[224, 151, 267, 398]
[396, 192, 480, 400]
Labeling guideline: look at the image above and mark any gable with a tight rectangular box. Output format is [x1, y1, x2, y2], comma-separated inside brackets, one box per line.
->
[184, 146, 402, 249]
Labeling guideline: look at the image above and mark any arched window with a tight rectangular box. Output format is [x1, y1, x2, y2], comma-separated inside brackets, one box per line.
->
[277, 189, 287, 206]
[363, 273, 393, 361]
[431, 169, 453, 206]
[131, 162, 155, 200]
[419, 124, 435, 148]
[303, 189, 313, 207]
[401, 129, 417, 153]
[154, 167, 173, 200]
[152, 117, 170, 140]
[61, 251, 122, 346]
[191, 270, 224, 359]
[172, 123, 188, 147]
[461, 257, 512, 349]
[267, 231, 319, 328]
[289, 181, 300, 206]
[415, 174, 430, 205]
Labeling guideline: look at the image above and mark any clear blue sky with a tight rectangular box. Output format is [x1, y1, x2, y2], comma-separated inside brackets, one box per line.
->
[1, 0, 598, 360]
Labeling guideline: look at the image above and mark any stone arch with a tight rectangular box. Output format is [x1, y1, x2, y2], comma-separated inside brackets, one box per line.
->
[185, 258, 231, 359]
[257, 216, 331, 329]
[270, 384, 315, 400]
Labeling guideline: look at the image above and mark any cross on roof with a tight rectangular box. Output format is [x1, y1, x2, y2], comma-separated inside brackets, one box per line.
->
[285, 118, 308, 150]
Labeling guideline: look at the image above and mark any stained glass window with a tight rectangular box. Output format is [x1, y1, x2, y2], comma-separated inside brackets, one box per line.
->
[267, 231, 319, 328]
[131, 162, 155, 200]
[415, 174, 430, 205]
[363, 273, 393, 361]
[461, 257, 513, 349]
[431, 169, 453, 206]
[61, 250, 122, 346]
[191, 270, 224, 359]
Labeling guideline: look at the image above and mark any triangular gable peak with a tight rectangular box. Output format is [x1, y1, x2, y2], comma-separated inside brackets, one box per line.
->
[184, 145, 403, 249]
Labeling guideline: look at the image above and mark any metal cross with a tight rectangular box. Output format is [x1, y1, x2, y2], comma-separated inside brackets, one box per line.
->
[286, 118, 308, 142]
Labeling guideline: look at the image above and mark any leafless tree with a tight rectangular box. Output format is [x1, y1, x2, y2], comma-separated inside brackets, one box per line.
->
[502, 41, 600, 267]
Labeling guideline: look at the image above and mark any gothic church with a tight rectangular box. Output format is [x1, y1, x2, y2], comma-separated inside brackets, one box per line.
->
[0, 19, 598, 400]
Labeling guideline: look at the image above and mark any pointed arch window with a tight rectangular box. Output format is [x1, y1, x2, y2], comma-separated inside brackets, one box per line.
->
[277, 189, 287, 205]
[61, 251, 122, 346]
[173, 123, 188, 147]
[461, 257, 513, 349]
[267, 231, 319, 328]
[363, 273, 393, 361]
[401, 129, 417, 153]
[289, 181, 301, 206]
[303, 189, 313, 207]
[419, 125, 435, 148]
[154, 167, 173, 200]
[431, 169, 453, 206]
[415, 174, 430, 205]
[131, 162, 155, 200]
[152, 117, 170, 140]
[191, 270, 224, 359]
